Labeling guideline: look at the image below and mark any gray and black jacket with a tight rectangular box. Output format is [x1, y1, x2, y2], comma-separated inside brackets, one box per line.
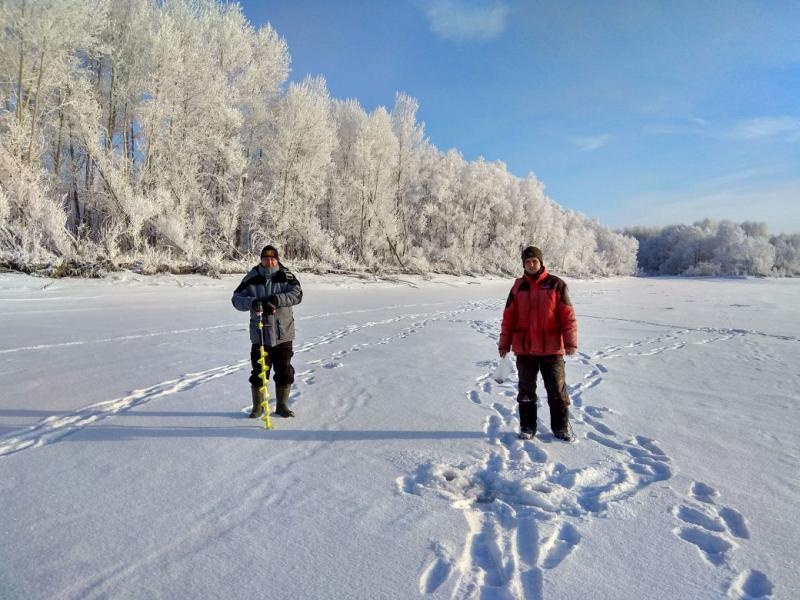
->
[231, 263, 303, 347]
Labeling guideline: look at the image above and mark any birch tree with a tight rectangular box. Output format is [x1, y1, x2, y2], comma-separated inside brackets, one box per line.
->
[259, 75, 335, 260]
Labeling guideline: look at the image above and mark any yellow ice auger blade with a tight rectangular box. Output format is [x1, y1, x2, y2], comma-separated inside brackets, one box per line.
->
[257, 320, 273, 430]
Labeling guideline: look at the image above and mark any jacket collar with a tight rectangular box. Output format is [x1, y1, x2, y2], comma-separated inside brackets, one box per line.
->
[254, 264, 281, 277]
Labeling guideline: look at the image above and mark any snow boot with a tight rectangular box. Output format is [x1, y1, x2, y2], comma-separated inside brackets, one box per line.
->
[553, 422, 574, 442]
[249, 386, 266, 419]
[518, 396, 537, 438]
[275, 385, 294, 418]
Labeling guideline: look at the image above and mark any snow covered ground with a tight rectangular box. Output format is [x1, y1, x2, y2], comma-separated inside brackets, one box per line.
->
[1, 271, 798, 600]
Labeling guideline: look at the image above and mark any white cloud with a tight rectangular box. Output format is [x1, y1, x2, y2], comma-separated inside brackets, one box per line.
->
[643, 115, 708, 136]
[645, 116, 800, 141]
[566, 134, 611, 151]
[419, 0, 510, 42]
[732, 117, 800, 141]
[610, 168, 800, 234]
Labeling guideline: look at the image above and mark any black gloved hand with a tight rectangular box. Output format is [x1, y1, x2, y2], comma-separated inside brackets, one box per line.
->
[254, 299, 277, 315]
[267, 295, 279, 313]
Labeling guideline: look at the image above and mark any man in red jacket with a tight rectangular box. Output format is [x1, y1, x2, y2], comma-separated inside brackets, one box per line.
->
[498, 246, 577, 441]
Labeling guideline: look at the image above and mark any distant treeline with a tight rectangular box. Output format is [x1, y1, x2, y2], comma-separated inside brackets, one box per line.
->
[624, 219, 800, 276]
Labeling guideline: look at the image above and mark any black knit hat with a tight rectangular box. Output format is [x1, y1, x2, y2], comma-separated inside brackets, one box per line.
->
[260, 245, 279, 259]
[521, 246, 543, 263]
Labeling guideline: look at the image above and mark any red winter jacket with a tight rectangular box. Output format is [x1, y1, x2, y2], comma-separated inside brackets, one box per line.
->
[499, 269, 578, 356]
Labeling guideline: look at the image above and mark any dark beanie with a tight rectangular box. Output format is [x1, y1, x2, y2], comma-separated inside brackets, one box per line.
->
[521, 246, 543, 263]
[260, 245, 279, 259]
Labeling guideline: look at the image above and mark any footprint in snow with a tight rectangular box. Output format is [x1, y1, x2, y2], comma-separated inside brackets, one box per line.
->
[673, 481, 756, 575]
[584, 414, 616, 437]
[690, 481, 720, 504]
[539, 522, 581, 569]
[728, 569, 774, 599]
[676, 526, 733, 567]
[418, 542, 453, 595]
[674, 505, 727, 533]
[491, 402, 514, 423]
[409, 328, 683, 598]
[584, 405, 612, 418]
[681, 483, 749, 540]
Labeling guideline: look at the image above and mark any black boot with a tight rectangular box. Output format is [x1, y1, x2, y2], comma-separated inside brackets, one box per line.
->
[275, 385, 294, 417]
[550, 403, 572, 441]
[518, 396, 537, 439]
[553, 424, 574, 442]
[249, 386, 266, 418]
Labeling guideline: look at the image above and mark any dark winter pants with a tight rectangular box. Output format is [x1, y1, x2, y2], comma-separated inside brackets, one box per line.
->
[516, 354, 570, 432]
[249, 341, 295, 387]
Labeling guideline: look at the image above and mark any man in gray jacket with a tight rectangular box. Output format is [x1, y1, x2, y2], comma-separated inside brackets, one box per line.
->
[232, 245, 303, 418]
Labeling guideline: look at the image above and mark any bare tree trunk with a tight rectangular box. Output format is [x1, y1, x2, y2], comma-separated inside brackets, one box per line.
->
[26, 37, 47, 164]
[68, 129, 81, 231]
[278, 141, 297, 215]
[359, 187, 367, 263]
[106, 63, 116, 151]
[142, 81, 161, 186]
[15, 0, 26, 133]
[121, 106, 128, 176]
[385, 233, 404, 269]
[53, 91, 64, 176]
[128, 120, 135, 163]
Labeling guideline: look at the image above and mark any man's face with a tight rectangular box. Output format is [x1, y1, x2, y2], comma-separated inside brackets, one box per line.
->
[524, 257, 541, 273]
[261, 256, 278, 269]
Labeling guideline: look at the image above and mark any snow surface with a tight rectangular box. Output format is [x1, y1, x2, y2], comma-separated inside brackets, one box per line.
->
[1, 272, 798, 600]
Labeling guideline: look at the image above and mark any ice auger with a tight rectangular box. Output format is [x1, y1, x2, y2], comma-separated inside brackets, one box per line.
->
[254, 302, 273, 430]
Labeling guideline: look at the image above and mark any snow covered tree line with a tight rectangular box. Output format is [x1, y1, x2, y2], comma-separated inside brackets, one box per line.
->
[625, 219, 800, 277]
[0, 0, 636, 277]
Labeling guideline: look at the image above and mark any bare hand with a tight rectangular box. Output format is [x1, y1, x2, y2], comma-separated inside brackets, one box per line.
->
[565, 347, 577, 356]
[499, 348, 509, 358]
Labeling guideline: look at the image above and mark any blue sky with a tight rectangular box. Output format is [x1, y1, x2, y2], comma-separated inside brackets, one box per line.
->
[238, 0, 800, 233]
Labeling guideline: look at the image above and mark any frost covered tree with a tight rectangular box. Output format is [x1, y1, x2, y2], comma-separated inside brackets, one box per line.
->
[258, 75, 336, 261]
[355, 106, 400, 264]
[389, 92, 424, 261]
[0, 143, 70, 259]
[626, 219, 787, 276]
[0, 0, 639, 277]
[0, 0, 105, 261]
[771, 234, 800, 275]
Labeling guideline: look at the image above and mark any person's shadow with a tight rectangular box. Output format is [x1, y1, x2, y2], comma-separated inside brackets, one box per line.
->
[67, 424, 486, 442]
